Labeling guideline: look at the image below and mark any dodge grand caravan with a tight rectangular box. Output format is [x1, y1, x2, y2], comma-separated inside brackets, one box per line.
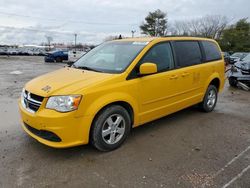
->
[19, 37, 225, 151]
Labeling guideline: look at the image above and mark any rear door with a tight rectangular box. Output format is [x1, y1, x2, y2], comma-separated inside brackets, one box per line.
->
[172, 41, 204, 104]
[200, 40, 225, 91]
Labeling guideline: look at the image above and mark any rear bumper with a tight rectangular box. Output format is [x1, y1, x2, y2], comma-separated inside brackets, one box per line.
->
[18, 100, 94, 148]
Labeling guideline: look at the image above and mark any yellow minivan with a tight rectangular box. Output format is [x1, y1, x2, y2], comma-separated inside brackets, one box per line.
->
[19, 37, 225, 151]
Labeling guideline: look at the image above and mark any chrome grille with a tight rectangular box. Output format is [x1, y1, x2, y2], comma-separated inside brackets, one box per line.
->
[21, 90, 44, 113]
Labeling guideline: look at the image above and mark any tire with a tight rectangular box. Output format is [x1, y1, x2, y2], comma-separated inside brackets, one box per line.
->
[56, 57, 62, 62]
[199, 85, 218, 112]
[91, 105, 131, 151]
[229, 77, 237, 87]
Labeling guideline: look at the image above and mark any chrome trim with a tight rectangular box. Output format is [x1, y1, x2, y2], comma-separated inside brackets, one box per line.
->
[21, 90, 43, 113]
[27, 97, 42, 105]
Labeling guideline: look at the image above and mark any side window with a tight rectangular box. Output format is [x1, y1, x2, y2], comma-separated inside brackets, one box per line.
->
[173, 41, 202, 67]
[202, 41, 222, 61]
[140, 43, 174, 72]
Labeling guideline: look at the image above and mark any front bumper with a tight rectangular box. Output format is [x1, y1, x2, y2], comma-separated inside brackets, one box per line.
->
[228, 70, 250, 81]
[18, 99, 94, 148]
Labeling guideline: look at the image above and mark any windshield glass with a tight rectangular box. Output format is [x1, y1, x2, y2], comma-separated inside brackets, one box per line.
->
[242, 54, 250, 62]
[73, 41, 147, 73]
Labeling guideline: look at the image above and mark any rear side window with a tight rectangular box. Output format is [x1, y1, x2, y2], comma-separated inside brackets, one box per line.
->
[173, 41, 202, 67]
[202, 41, 222, 62]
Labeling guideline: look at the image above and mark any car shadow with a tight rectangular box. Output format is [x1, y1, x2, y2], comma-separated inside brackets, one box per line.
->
[24, 105, 202, 159]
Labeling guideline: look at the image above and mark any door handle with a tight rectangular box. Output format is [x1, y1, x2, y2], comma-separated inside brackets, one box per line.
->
[170, 75, 178, 80]
[181, 72, 190, 77]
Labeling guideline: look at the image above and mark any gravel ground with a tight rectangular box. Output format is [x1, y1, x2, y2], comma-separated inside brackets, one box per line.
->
[0, 56, 249, 188]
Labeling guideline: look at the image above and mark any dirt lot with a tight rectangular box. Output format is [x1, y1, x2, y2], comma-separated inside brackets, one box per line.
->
[0, 56, 249, 188]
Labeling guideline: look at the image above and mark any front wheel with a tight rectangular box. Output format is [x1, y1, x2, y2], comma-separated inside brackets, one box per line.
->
[91, 105, 131, 151]
[199, 85, 218, 112]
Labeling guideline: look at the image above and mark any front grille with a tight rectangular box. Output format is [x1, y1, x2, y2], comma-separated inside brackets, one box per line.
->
[22, 90, 44, 113]
[24, 123, 62, 142]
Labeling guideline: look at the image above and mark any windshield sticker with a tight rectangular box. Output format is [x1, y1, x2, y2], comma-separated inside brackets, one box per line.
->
[115, 67, 123, 71]
[132, 42, 149, 45]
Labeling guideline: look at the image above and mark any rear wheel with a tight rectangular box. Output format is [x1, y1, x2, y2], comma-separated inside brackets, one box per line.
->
[199, 85, 218, 112]
[91, 105, 131, 151]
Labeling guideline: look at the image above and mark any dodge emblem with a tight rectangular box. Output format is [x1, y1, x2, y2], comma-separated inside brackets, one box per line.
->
[41, 85, 52, 93]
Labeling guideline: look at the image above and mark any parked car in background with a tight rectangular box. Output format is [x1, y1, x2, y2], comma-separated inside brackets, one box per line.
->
[0, 48, 8, 55]
[7, 48, 18, 55]
[228, 53, 250, 90]
[229, 52, 249, 64]
[44, 50, 68, 62]
[68, 50, 86, 62]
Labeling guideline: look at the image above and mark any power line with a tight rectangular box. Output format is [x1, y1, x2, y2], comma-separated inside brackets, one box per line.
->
[0, 25, 90, 36]
[0, 11, 138, 26]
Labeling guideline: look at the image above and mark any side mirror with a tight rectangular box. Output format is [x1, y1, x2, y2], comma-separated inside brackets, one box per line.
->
[139, 63, 157, 75]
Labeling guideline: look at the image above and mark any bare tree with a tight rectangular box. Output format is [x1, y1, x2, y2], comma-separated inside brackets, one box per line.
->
[171, 15, 229, 39]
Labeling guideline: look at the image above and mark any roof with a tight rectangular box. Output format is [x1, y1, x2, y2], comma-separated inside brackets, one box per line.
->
[116, 37, 156, 42]
[116, 36, 216, 43]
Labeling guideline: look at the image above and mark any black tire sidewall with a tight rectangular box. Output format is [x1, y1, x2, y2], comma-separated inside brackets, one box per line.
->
[91, 105, 131, 151]
[201, 85, 218, 112]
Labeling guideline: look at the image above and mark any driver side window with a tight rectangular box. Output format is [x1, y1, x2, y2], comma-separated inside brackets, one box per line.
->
[140, 42, 174, 72]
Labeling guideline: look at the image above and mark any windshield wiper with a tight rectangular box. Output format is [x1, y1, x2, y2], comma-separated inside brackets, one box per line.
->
[75, 66, 102, 72]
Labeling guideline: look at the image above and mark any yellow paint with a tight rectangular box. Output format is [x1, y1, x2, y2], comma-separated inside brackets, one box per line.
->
[18, 37, 225, 148]
[139, 63, 157, 75]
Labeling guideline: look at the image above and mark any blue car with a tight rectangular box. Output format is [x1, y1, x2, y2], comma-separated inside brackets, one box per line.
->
[44, 50, 68, 62]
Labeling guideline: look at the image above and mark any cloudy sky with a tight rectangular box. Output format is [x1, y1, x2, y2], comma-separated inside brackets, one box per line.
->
[0, 0, 249, 45]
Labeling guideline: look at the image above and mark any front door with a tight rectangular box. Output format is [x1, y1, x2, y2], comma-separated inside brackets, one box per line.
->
[137, 42, 183, 124]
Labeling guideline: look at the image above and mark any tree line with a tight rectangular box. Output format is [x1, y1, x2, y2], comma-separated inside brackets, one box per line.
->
[140, 9, 250, 52]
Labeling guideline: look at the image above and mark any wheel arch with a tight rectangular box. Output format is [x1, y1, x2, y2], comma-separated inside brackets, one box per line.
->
[83, 91, 139, 137]
[92, 101, 134, 127]
[205, 73, 222, 92]
[88, 100, 136, 144]
[209, 77, 220, 90]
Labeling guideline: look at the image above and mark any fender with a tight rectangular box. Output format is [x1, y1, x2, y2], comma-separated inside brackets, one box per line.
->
[204, 72, 221, 94]
[82, 92, 139, 126]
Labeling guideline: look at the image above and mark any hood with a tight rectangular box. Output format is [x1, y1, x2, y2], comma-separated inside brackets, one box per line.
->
[235, 61, 250, 71]
[25, 67, 115, 97]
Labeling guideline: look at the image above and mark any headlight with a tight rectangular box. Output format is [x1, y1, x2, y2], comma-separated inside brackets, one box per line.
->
[46, 95, 82, 112]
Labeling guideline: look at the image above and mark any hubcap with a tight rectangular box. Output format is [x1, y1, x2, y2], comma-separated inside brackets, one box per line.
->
[207, 89, 216, 108]
[102, 114, 125, 145]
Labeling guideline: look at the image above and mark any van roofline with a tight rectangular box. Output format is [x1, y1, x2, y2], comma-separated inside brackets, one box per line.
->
[114, 36, 217, 42]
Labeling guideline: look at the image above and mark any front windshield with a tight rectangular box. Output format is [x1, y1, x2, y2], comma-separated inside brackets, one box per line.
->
[73, 41, 147, 73]
[242, 54, 250, 62]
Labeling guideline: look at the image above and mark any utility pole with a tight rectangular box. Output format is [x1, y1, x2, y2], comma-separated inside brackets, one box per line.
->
[74, 33, 77, 51]
[131, 30, 136, 38]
